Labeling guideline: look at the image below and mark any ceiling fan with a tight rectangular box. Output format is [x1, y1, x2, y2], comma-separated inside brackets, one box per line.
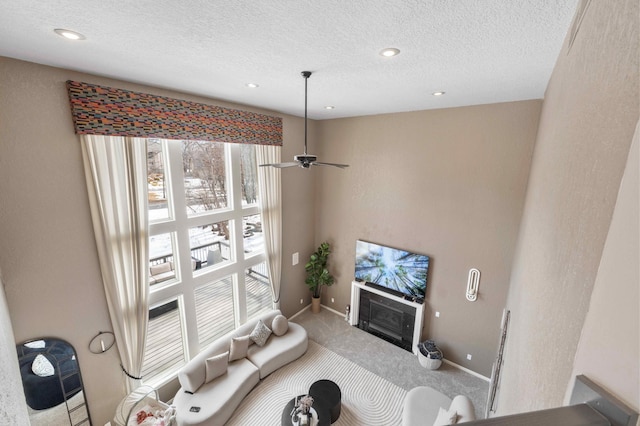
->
[260, 71, 349, 169]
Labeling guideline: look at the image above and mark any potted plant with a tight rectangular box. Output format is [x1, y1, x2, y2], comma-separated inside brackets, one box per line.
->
[304, 242, 335, 313]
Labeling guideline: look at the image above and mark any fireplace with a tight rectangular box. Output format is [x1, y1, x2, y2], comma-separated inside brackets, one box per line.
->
[369, 300, 403, 340]
[355, 285, 420, 352]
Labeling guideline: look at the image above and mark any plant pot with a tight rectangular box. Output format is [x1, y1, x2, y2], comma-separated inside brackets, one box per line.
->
[311, 296, 321, 313]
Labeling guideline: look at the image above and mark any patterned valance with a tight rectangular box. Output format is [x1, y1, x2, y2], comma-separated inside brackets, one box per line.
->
[66, 81, 282, 146]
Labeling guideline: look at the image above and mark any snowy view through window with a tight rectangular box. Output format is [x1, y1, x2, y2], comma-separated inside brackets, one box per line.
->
[147, 139, 264, 280]
[142, 139, 271, 384]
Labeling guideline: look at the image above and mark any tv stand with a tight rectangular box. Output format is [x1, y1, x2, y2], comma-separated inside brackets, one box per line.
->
[350, 281, 425, 354]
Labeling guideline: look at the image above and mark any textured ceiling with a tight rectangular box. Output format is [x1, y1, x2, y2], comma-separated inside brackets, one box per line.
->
[0, 0, 578, 119]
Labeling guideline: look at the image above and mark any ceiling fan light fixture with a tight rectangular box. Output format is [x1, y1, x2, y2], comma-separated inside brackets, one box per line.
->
[54, 29, 85, 40]
[258, 71, 349, 170]
[380, 48, 400, 57]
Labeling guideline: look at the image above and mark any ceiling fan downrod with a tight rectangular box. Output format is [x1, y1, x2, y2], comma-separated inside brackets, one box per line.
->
[302, 71, 311, 156]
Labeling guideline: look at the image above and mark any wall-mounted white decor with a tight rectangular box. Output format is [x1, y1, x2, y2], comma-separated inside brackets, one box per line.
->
[466, 268, 480, 301]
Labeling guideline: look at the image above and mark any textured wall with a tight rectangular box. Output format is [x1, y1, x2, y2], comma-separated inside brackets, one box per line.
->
[567, 121, 639, 416]
[496, 0, 639, 415]
[0, 275, 29, 426]
[0, 57, 315, 425]
[315, 100, 541, 377]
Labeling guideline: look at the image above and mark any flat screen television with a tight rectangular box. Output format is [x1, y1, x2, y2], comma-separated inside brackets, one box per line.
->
[354, 240, 429, 302]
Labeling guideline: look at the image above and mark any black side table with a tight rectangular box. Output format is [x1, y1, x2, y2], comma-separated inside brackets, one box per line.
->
[309, 380, 342, 424]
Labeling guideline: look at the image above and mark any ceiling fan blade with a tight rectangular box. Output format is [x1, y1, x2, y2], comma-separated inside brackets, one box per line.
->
[259, 162, 300, 168]
[311, 161, 350, 169]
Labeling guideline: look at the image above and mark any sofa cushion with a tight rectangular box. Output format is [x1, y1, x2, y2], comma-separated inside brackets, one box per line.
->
[433, 407, 458, 425]
[249, 319, 272, 347]
[247, 322, 308, 379]
[205, 351, 229, 383]
[271, 314, 289, 336]
[178, 358, 207, 394]
[229, 336, 251, 362]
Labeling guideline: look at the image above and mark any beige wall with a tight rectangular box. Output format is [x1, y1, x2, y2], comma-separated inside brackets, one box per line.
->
[315, 101, 541, 376]
[567, 120, 639, 419]
[0, 57, 315, 425]
[496, 0, 639, 416]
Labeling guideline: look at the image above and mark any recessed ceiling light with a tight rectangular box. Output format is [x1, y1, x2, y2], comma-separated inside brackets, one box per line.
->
[432, 91, 446, 96]
[324, 106, 335, 110]
[54, 29, 85, 40]
[246, 83, 259, 88]
[380, 48, 400, 57]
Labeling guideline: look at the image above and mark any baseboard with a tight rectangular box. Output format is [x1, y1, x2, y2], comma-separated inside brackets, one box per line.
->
[289, 304, 310, 320]
[320, 304, 345, 317]
[442, 359, 491, 382]
[290, 303, 344, 320]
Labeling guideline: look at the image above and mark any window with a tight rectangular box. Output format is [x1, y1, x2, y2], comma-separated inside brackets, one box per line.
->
[143, 139, 271, 385]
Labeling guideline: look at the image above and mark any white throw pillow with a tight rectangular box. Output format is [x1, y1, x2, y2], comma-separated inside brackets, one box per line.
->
[249, 319, 272, 347]
[205, 351, 229, 383]
[271, 314, 289, 336]
[433, 407, 458, 426]
[229, 335, 251, 361]
[32, 354, 55, 377]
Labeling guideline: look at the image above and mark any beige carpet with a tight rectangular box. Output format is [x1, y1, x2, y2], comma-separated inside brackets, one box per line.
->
[227, 341, 407, 426]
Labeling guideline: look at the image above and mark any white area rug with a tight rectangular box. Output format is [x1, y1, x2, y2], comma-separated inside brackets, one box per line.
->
[227, 341, 407, 426]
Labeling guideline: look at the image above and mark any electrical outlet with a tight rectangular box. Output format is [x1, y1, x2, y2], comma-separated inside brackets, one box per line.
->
[331, 298, 335, 303]
[300, 298, 304, 304]
[466, 354, 472, 360]
[292, 252, 299, 265]
[435, 311, 440, 318]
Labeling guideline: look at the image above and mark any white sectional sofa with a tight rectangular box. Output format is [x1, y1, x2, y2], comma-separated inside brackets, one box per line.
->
[172, 309, 308, 426]
[403, 386, 475, 426]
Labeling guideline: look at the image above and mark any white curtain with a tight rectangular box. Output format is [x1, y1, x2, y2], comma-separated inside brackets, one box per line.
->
[81, 135, 149, 392]
[255, 145, 283, 307]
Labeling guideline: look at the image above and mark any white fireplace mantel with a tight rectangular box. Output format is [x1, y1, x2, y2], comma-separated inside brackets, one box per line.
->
[349, 280, 425, 354]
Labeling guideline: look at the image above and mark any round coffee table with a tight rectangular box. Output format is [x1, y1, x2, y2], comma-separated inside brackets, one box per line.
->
[309, 380, 341, 424]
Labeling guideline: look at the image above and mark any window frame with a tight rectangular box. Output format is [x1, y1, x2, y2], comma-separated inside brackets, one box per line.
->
[144, 139, 269, 386]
